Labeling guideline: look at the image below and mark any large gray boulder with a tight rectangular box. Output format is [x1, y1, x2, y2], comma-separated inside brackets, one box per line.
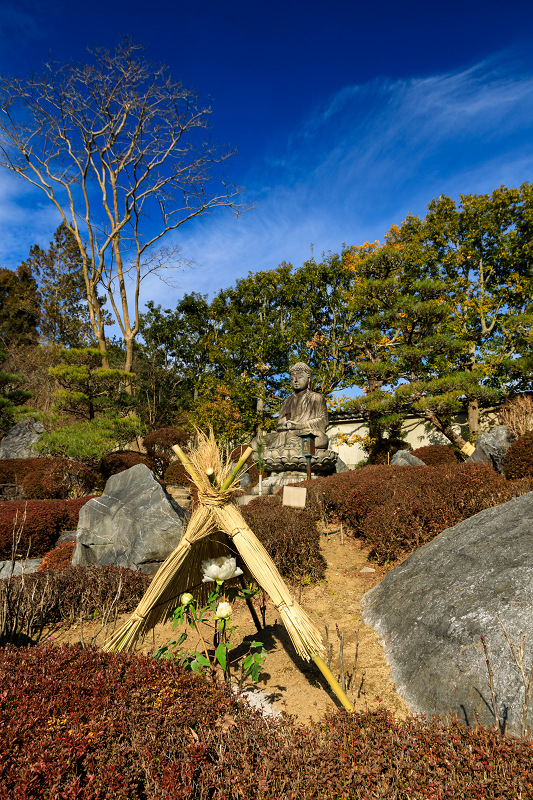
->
[0, 419, 45, 459]
[361, 491, 533, 737]
[72, 464, 188, 576]
[390, 450, 426, 467]
[467, 425, 512, 474]
[0, 559, 42, 579]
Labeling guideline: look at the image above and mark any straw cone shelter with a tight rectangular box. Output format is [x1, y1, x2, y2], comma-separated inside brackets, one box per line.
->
[103, 433, 324, 661]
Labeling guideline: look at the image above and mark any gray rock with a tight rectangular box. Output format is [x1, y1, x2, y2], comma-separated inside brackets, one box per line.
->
[335, 457, 350, 473]
[239, 470, 253, 488]
[72, 464, 188, 576]
[56, 530, 78, 545]
[390, 450, 426, 467]
[0, 419, 45, 459]
[0, 558, 42, 579]
[467, 425, 512, 474]
[361, 491, 533, 737]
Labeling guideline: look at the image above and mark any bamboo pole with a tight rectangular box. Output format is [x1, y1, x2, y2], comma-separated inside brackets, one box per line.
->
[312, 655, 354, 712]
[221, 446, 253, 491]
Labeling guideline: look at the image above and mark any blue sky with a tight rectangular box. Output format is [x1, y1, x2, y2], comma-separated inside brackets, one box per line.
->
[0, 0, 533, 308]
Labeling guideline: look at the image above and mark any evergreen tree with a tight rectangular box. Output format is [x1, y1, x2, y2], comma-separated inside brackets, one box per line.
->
[49, 348, 136, 420]
[0, 264, 40, 346]
[21, 223, 109, 347]
[0, 350, 31, 435]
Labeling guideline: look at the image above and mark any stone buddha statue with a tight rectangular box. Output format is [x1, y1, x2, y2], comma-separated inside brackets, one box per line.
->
[254, 362, 337, 475]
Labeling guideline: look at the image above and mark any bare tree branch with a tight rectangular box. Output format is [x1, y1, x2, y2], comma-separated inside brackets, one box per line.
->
[0, 39, 242, 376]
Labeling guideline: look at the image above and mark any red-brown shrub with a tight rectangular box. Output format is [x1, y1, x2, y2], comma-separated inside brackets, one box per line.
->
[411, 444, 462, 465]
[343, 463, 532, 563]
[37, 541, 75, 571]
[163, 459, 195, 487]
[0, 457, 99, 499]
[504, 430, 533, 479]
[241, 495, 326, 582]
[143, 427, 189, 476]
[100, 450, 155, 482]
[0, 500, 68, 559]
[0, 496, 97, 559]
[0, 644, 532, 799]
[20, 458, 99, 499]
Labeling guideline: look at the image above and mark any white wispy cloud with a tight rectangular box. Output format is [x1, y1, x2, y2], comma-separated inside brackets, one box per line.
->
[148, 52, 533, 305]
[0, 51, 532, 313]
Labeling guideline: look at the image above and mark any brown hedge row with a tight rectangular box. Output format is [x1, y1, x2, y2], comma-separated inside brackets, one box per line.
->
[292, 463, 532, 563]
[0, 644, 532, 799]
[0, 457, 99, 499]
[241, 496, 326, 582]
[0, 496, 98, 559]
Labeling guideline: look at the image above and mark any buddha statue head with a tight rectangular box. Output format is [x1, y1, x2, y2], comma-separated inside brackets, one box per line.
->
[289, 362, 313, 393]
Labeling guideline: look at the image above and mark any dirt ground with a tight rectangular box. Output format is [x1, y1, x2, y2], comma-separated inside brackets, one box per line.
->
[47, 532, 408, 724]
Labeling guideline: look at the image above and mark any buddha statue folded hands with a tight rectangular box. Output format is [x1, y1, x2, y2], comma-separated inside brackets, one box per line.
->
[254, 362, 338, 475]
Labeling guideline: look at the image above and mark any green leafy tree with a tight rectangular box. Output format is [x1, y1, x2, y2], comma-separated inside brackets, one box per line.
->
[392, 184, 533, 436]
[136, 294, 216, 427]
[337, 185, 533, 450]
[0, 350, 31, 434]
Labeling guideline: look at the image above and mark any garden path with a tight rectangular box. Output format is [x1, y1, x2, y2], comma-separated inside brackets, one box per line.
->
[51, 533, 408, 723]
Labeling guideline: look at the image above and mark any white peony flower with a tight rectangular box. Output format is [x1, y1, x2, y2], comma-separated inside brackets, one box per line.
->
[180, 592, 194, 606]
[201, 556, 243, 585]
[215, 601, 233, 619]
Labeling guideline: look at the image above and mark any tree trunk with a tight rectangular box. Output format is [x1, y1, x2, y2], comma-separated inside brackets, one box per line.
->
[467, 397, 480, 436]
[422, 410, 470, 451]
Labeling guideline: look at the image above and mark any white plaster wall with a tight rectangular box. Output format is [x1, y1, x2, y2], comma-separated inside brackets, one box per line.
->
[327, 409, 499, 467]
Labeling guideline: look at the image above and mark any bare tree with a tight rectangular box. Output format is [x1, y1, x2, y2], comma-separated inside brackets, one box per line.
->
[0, 40, 241, 378]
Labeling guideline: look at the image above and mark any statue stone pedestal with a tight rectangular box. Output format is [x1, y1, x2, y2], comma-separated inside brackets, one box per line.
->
[263, 449, 338, 476]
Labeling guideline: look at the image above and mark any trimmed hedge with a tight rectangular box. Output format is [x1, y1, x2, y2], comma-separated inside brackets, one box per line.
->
[504, 430, 533, 479]
[343, 463, 531, 563]
[0, 457, 99, 499]
[0, 496, 97, 559]
[241, 496, 326, 582]
[0, 644, 532, 799]
[291, 463, 532, 564]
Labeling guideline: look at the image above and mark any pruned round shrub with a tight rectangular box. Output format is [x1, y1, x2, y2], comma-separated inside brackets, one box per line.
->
[0, 457, 99, 499]
[241, 495, 326, 582]
[20, 458, 99, 499]
[163, 459, 195, 487]
[100, 450, 155, 482]
[143, 427, 189, 476]
[410, 444, 461, 465]
[504, 430, 533, 479]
